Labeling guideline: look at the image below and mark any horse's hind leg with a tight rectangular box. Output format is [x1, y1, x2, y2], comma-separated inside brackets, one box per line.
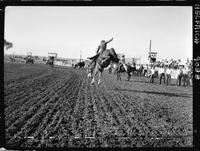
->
[98, 70, 103, 85]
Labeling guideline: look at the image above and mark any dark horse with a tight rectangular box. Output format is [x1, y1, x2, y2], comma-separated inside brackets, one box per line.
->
[116, 63, 136, 81]
[74, 61, 85, 69]
[87, 48, 119, 85]
[25, 57, 34, 65]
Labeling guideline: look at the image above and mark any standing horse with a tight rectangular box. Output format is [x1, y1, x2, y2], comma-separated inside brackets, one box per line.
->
[116, 63, 136, 81]
[87, 48, 119, 85]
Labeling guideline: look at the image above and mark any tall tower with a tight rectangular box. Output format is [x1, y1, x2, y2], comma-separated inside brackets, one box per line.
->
[148, 40, 157, 64]
[148, 40, 151, 61]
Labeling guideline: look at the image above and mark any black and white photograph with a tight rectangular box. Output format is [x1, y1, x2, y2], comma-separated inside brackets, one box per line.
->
[0, 0, 194, 2]
[3, 5, 193, 148]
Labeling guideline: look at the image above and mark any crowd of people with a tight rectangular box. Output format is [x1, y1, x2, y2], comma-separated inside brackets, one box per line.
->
[130, 58, 193, 86]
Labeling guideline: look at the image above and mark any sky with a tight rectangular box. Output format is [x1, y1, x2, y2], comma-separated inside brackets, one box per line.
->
[4, 6, 192, 63]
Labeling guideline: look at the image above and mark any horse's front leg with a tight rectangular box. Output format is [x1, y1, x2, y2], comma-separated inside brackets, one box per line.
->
[91, 66, 98, 84]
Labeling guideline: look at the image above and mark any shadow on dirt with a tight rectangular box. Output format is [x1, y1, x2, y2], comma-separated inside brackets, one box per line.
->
[130, 80, 152, 84]
[111, 88, 192, 98]
[128, 80, 192, 87]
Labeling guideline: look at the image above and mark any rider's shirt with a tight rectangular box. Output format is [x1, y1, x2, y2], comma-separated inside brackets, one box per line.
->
[97, 41, 107, 54]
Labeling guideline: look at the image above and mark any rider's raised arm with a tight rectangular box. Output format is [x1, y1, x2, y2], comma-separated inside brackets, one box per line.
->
[96, 45, 100, 54]
[105, 38, 113, 44]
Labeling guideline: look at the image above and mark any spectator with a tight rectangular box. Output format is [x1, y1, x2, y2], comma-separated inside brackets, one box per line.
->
[166, 66, 172, 85]
[143, 64, 148, 77]
[150, 66, 156, 83]
[159, 65, 165, 84]
[182, 67, 188, 86]
[176, 66, 183, 86]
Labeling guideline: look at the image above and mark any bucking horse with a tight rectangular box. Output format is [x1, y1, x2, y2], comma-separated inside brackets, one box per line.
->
[87, 48, 119, 85]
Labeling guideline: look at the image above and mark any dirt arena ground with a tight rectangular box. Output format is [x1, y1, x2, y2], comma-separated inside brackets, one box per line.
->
[4, 62, 192, 148]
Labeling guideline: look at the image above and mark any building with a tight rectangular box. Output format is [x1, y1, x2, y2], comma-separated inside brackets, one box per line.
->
[54, 58, 79, 67]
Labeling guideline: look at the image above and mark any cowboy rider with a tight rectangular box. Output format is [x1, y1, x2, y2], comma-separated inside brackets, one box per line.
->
[96, 37, 113, 54]
[89, 38, 113, 66]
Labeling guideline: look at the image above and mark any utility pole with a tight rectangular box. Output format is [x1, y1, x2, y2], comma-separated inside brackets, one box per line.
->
[148, 40, 157, 64]
[148, 40, 152, 63]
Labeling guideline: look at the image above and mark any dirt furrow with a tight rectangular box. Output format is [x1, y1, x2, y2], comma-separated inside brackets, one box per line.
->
[5, 68, 73, 121]
[6, 74, 71, 139]
[5, 75, 69, 129]
[71, 79, 86, 139]
[103, 76, 149, 136]
[4, 63, 193, 147]
[36, 72, 84, 148]
[5, 74, 61, 117]
[7, 71, 80, 147]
